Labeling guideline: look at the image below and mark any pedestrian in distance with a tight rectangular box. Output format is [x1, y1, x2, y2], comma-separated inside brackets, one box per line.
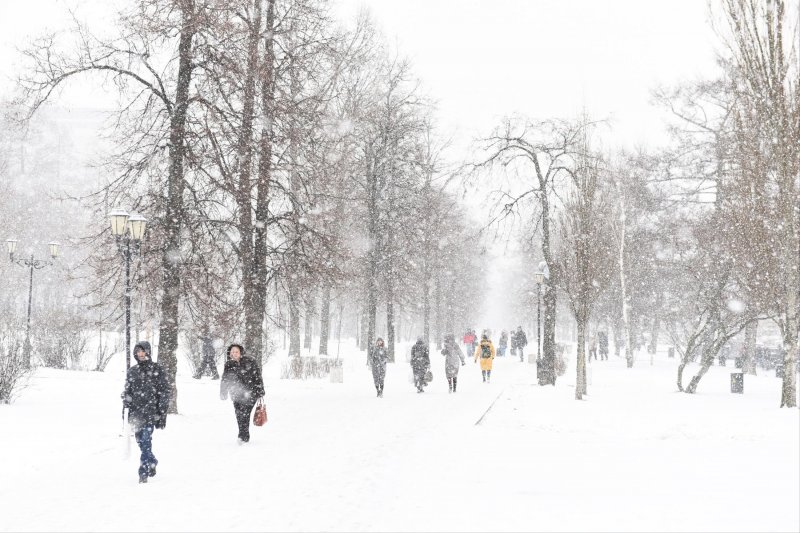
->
[498, 330, 509, 357]
[122, 341, 170, 484]
[193, 331, 220, 380]
[474, 333, 496, 383]
[588, 333, 598, 362]
[220, 343, 265, 444]
[513, 326, 528, 362]
[598, 331, 609, 361]
[441, 334, 466, 392]
[370, 337, 389, 397]
[410, 337, 431, 393]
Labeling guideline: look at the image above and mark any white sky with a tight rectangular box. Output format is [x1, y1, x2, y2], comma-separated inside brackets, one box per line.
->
[1, 0, 721, 150]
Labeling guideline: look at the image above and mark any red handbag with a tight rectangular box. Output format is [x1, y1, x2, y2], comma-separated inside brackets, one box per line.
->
[253, 398, 267, 426]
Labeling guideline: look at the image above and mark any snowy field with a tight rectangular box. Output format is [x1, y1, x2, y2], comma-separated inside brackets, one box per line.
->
[0, 343, 797, 533]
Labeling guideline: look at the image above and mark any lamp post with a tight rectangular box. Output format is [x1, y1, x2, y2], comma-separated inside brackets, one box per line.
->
[109, 209, 147, 371]
[6, 239, 60, 367]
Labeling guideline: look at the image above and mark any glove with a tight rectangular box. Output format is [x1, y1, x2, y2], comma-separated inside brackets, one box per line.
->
[462, 362, 465, 366]
[155, 416, 166, 430]
[220, 391, 227, 401]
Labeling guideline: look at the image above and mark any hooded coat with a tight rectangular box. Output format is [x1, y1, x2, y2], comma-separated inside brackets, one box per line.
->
[441, 339, 466, 378]
[220, 344, 265, 403]
[410, 340, 430, 376]
[123, 341, 170, 429]
[474, 339, 496, 371]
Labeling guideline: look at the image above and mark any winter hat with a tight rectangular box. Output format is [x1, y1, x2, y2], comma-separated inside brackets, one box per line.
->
[133, 341, 152, 360]
[226, 343, 245, 358]
[376, 338, 384, 345]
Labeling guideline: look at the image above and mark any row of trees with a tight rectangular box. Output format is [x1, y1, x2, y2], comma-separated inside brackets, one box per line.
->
[11, 0, 485, 411]
[475, 0, 797, 406]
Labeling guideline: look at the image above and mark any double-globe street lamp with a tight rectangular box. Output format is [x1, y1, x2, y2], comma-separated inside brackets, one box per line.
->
[108, 209, 147, 371]
[6, 239, 60, 367]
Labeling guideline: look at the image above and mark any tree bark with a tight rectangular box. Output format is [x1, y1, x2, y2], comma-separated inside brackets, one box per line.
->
[249, 0, 276, 365]
[240, 0, 263, 362]
[575, 317, 588, 400]
[157, 5, 196, 414]
[319, 284, 331, 355]
[742, 319, 758, 375]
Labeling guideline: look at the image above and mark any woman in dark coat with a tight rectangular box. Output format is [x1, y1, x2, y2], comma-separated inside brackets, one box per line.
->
[220, 343, 265, 443]
[410, 337, 431, 393]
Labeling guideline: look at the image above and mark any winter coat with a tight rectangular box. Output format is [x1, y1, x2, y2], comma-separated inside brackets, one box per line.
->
[220, 354, 265, 404]
[512, 330, 528, 349]
[123, 341, 170, 429]
[370, 345, 389, 379]
[441, 340, 465, 378]
[410, 341, 430, 376]
[474, 339, 496, 371]
[499, 332, 508, 349]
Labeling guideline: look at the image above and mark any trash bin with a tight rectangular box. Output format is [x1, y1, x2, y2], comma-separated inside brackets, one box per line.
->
[730, 372, 744, 394]
[668, 347, 675, 359]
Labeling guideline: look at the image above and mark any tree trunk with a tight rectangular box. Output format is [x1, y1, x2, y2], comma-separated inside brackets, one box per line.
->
[249, 0, 276, 366]
[387, 289, 395, 363]
[157, 7, 196, 415]
[575, 317, 588, 400]
[422, 278, 430, 345]
[742, 319, 758, 375]
[288, 285, 301, 356]
[648, 314, 660, 356]
[240, 0, 262, 363]
[303, 299, 314, 351]
[434, 271, 442, 349]
[540, 191, 558, 385]
[319, 285, 331, 356]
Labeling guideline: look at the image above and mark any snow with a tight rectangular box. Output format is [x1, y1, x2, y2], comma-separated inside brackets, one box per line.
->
[0, 343, 797, 532]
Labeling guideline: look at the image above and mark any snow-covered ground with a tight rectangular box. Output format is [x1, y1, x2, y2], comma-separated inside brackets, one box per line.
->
[1, 342, 797, 532]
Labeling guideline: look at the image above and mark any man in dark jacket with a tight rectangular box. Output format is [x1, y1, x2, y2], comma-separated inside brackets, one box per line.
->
[193, 333, 220, 379]
[220, 344, 265, 443]
[410, 337, 431, 393]
[513, 326, 528, 362]
[123, 341, 170, 484]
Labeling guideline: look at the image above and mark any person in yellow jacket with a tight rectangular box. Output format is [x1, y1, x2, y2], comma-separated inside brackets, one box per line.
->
[473, 334, 496, 383]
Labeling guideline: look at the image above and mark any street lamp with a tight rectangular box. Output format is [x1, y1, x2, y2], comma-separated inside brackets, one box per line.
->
[6, 238, 60, 367]
[109, 209, 147, 370]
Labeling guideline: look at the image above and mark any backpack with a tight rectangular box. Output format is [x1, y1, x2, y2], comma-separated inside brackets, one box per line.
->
[480, 344, 492, 359]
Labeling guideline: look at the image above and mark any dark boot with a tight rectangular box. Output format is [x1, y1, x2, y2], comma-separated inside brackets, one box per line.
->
[139, 474, 148, 484]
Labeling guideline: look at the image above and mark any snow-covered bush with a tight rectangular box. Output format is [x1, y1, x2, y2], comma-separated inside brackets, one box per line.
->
[0, 333, 31, 404]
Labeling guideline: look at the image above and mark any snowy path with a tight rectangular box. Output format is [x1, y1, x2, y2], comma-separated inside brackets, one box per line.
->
[0, 346, 797, 532]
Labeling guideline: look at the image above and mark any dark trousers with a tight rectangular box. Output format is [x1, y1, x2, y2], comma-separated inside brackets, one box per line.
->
[233, 400, 256, 442]
[447, 376, 458, 392]
[135, 425, 157, 477]
[519, 348, 525, 362]
[482, 370, 492, 382]
[372, 366, 386, 394]
[413, 369, 426, 391]
[600, 347, 608, 361]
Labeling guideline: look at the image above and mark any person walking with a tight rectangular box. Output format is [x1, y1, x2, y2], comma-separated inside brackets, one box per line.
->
[122, 341, 170, 484]
[441, 334, 466, 392]
[193, 332, 220, 379]
[498, 330, 509, 357]
[410, 337, 431, 393]
[598, 331, 609, 361]
[370, 337, 389, 397]
[220, 343, 265, 444]
[513, 326, 528, 362]
[588, 333, 598, 362]
[474, 334, 496, 383]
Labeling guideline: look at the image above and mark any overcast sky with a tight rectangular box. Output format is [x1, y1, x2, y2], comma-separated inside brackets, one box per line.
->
[1, 0, 721, 149]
